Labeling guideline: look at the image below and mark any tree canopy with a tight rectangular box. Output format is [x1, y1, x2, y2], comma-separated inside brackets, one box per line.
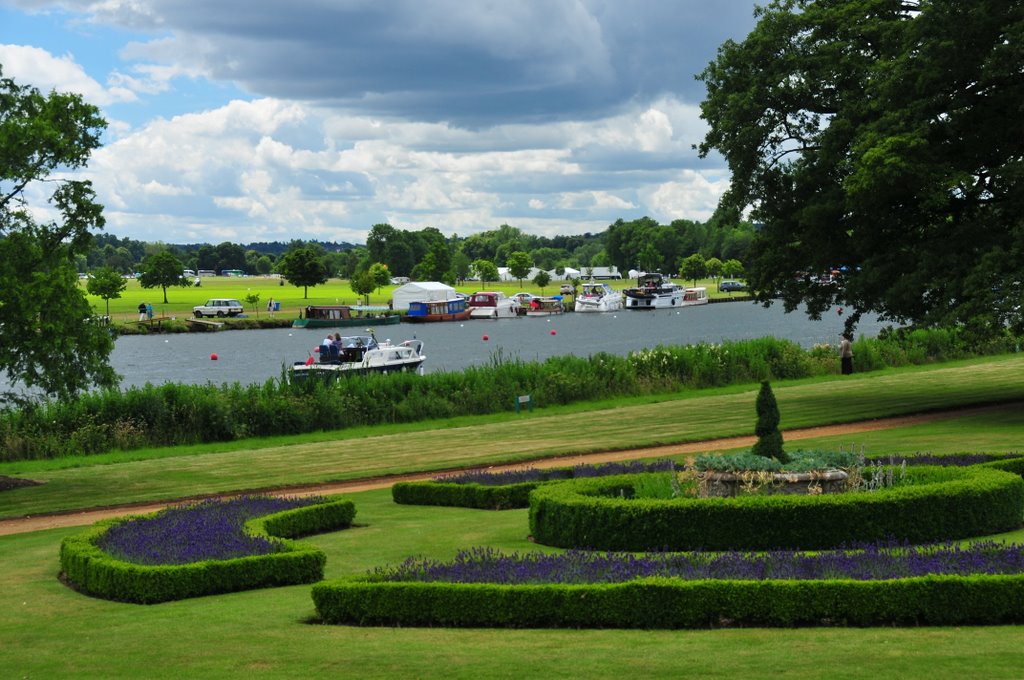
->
[138, 250, 190, 303]
[698, 0, 1024, 335]
[0, 66, 117, 402]
[277, 246, 328, 298]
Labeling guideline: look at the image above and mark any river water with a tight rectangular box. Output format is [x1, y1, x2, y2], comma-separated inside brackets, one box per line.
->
[108, 301, 888, 389]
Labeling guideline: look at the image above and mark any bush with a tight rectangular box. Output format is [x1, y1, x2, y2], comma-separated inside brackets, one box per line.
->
[312, 574, 1024, 628]
[60, 496, 356, 603]
[527, 467, 1024, 551]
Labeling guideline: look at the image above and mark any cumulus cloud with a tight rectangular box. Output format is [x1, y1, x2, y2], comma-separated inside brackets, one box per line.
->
[0, 43, 136, 105]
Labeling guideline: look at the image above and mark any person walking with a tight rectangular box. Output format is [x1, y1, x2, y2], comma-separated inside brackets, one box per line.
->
[146, 302, 154, 321]
[839, 333, 854, 375]
[138, 302, 147, 322]
[267, 297, 275, 316]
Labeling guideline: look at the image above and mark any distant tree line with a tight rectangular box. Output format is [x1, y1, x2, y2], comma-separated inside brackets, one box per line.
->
[79, 218, 756, 288]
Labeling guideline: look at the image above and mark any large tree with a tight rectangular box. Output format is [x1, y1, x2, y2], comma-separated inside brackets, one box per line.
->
[277, 246, 328, 298]
[0, 67, 117, 401]
[138, 250, 190, 303]
[506, 251, 534, 288]
[698, 0, 1024, 335]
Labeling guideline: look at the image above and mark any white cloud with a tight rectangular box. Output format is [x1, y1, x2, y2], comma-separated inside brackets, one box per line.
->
[0, 43, 136, 105]
[645, 171, 730, 222]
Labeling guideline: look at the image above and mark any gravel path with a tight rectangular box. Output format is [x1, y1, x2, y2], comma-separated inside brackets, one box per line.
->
[0, 404, 1008, 536]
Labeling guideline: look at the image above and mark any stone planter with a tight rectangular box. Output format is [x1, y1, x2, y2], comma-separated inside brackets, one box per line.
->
[698, 469, 849, 498]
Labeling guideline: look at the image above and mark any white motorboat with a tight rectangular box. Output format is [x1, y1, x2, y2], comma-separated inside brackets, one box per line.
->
[524, 296, 565, 316]
[467, 291, 521, 319]
[623, 273, 685, 310]
[290, 334, 425, 380]
[574, 281, 623, 313]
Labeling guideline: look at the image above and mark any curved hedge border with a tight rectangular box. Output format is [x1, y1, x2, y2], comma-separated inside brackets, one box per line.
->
[311, 574, 1024, 628]
[60, 497, 356, 604]
[392, 480, 539, 510]
[528, 467, 1024, 551]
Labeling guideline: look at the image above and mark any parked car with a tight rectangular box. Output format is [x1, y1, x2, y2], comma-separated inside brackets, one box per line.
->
[511, 292, 537, 306]
[719, 280, 747, 292]
[559, 284, 575, 295]
[193, 298, 244, 317]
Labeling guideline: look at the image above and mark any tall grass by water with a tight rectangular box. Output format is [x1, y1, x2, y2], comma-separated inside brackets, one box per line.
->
[1, 327, 1019, 461]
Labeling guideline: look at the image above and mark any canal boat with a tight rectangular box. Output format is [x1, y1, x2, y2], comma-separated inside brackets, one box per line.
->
[292, 305, 401, 328]
[524, 296, 565, 316]
[682, 287, 710, 306]
[403, 297, 472, 323]
[574, 281, 623, 313]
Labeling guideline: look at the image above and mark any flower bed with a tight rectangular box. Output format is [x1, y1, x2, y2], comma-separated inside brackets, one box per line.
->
[60, 495, 356, 603]
[527, 467, 1024, 551]
[391, 459, 677, 510]
[313, 541, 1024, 628]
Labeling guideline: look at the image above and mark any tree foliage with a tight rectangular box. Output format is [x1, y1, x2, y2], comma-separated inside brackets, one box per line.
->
[679, 253, 708, 285]
[698, 0, 1024, 335]
[472, 259, 499, 285]
[138, 250, 190, 304]
[277, 246, 328, 298]
[0, 67, 117, 401]
[86, 266, 127, 317]
[506, 251, 533, 287]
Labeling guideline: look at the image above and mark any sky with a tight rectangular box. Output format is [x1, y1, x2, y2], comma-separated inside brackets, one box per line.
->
[1, 0, 759, 245]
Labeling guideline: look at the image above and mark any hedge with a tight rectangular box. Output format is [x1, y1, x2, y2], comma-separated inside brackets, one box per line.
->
[392, 480, 542, 510]
[60, 497, 356, 604]
[312, 574, 1024, 628]
[527, 467, 1024, 551]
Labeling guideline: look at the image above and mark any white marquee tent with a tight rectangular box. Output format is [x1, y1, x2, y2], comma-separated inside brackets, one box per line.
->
[390, 281, 458, 311]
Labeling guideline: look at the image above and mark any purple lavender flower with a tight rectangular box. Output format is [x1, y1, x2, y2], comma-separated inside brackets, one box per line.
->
[97, 495, 323, 565]
[371, 540, 1024, 584]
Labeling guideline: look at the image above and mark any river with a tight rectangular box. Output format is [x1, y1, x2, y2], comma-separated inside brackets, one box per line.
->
[108, 301, 888, 389]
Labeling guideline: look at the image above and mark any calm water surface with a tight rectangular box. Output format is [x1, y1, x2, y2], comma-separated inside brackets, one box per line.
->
[109, 301, 887, 389]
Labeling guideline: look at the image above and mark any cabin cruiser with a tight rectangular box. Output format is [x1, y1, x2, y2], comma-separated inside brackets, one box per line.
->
[290, 334, 425, 380]
[466, 291, 521, 319]
[574, 281, 623, 313]
[682, 287, 710, 306]
[623, 273, 685, 309]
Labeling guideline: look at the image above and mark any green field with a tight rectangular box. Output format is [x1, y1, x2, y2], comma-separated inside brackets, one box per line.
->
[83, 275, 740, 325]
[3, 359, 1024, 678]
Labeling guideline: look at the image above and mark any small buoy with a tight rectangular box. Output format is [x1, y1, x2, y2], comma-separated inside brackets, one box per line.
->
[482, 335, 489, 341]
[550, 329, 557, 336]
[210, 353, 218, 361]
[165, 339, 169, 343]
[313, 346, 320, 352]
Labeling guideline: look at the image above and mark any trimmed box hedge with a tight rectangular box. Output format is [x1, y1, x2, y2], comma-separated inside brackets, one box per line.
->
[528, 467, 1024, 551]
[392, 480, 540, 510]
[312, 574, 1024, 628]
[60, 497, 356, 604]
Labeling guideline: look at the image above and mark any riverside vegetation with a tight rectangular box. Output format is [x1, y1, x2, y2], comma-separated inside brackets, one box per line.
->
[2, 326, 1020, 462]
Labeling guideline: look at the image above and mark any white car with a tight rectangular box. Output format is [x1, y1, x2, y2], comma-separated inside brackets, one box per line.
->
[193, 298, 244, 317]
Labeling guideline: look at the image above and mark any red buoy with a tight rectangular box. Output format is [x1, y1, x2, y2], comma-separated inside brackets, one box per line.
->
[210, 353, 218, 361]
[482, 335, 489, 341]
[550, 329, 557, 335]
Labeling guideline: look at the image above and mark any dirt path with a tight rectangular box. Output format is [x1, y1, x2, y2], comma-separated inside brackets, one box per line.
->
[0, 404, 1008, 536]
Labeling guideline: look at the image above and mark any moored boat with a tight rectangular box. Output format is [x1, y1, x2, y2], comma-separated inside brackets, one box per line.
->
[682, 287, 710, 306]
[574, 281, 623, 313]
[403, 297, 472, 323]
[524, 296, 565, 316]
[289, 334, 425, 380]
[467, 291, 521, 319]
[623, 273, 684, 310]
[292, 305, 401, 328]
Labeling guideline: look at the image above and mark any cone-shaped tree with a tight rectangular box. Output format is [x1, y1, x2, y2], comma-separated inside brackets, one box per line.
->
[752, 380, 788, 463]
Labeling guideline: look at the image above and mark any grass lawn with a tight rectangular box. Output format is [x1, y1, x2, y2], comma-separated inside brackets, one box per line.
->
[2, 358, 1024, 678]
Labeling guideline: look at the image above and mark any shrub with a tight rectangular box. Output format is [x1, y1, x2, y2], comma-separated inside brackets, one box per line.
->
[527, 467, 1024, 551]
[60, 495, 356, 603]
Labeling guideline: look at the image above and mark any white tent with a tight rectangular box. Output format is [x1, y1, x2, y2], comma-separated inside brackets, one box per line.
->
[390, 281, 458, 311]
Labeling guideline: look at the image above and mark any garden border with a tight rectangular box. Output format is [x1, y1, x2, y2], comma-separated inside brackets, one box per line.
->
[311, 574, 1024, 628]
[59, 497, 356, 604]
[528, 467, 1024, 551]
